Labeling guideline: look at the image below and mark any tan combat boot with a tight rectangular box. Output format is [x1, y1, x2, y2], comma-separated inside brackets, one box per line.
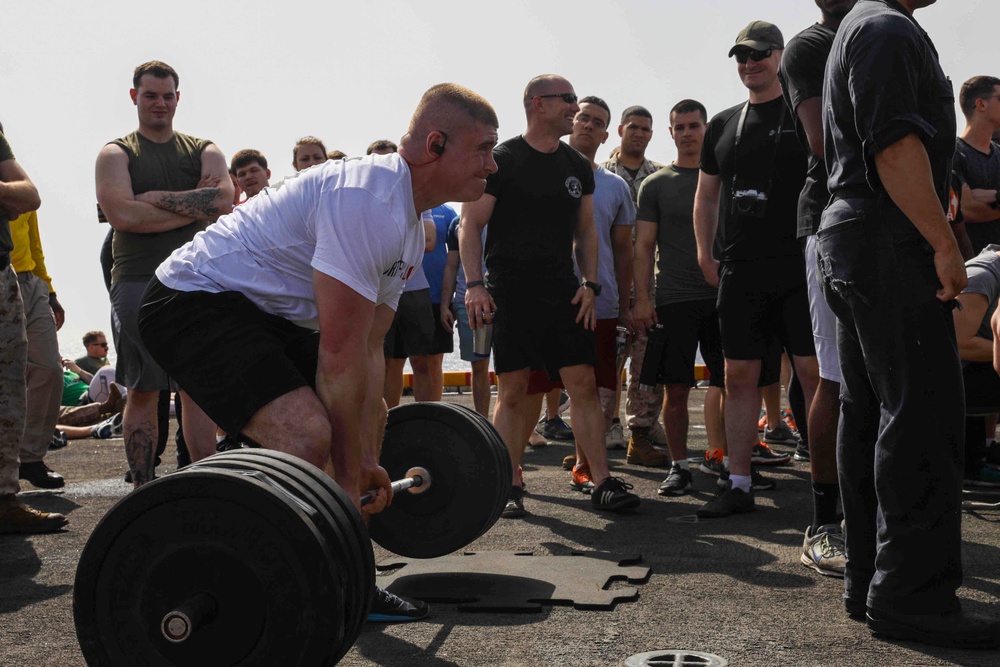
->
[626, 429, 671, 467]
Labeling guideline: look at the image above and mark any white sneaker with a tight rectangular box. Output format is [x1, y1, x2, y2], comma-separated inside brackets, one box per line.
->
[605, 422, 625, 449]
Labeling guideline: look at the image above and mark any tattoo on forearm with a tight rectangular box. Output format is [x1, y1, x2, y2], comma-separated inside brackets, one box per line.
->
[125, 420, 157, 487]
[152, 188, 223, 218]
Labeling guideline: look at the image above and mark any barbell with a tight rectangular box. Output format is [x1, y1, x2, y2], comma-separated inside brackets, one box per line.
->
[73, 402, 513, 666]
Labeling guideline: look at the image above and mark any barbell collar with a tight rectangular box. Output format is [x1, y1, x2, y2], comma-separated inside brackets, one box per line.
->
[359, 466, 432, 507]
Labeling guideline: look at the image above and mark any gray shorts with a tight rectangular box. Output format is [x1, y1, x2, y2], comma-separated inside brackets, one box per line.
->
[111, 278, 173, 391]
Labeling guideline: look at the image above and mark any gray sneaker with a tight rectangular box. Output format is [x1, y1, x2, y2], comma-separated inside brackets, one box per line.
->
[697, 482, 754, 518]
[801, 523, 847, 577]
[658, 464, 693, 496]
[501, 486, 527, 518]
[763, 422, 799, 445]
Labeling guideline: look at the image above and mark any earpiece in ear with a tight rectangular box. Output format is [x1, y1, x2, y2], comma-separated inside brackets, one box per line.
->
[432, 143, 445, 155]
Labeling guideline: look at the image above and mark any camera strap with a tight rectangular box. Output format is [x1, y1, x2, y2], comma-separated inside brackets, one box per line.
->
[731, 100, 787, 201]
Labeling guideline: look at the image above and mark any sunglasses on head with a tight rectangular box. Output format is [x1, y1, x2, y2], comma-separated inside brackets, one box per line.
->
[537, 92, 578, 104]
[734, 48, 772, 64]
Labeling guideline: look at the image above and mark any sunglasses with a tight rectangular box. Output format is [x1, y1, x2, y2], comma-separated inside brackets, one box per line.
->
[537, 92, 578, 104]
[734, 48, 772, 64]
[91, 342, 109, 348]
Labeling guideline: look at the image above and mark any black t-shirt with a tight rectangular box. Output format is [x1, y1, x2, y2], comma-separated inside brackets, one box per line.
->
[954, 138, 1000, 251]
[779, 22, 836, 238]
[700, 96, 807, 261]
[483, 136, 595, 285]
[824, 0, 956, 211]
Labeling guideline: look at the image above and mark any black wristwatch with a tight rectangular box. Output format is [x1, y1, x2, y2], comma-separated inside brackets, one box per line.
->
[582, 280, 602, 296]
[467, 280, 486, 289]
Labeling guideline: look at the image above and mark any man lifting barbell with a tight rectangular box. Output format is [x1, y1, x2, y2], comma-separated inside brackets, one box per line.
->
[136, 83, 500, 623]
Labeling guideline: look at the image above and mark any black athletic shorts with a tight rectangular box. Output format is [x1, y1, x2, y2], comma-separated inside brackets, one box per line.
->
[384, 289, 434, 359]
[652, 299, 725, 388]
[138, 277, 320, 438]
[716, 258, 816, 361]
[490, 278, 596, 378]
[429, 302, 454, 356]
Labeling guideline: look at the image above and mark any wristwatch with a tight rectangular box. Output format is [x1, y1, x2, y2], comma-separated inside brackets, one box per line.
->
[582, 281, 603, 296]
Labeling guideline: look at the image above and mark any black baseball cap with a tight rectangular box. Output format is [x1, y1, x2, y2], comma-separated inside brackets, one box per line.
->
[728, 21, 784, 57]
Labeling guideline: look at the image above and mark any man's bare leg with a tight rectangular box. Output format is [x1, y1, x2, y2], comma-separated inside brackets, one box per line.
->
[723, 358, 763, 479]
[124, 388, 159, 488]
[664, 384, 692, 463]
[242, 386, 331, 470]
[178, 390, 217, 462]
[705, 385, 727, 455]
[492, 369, 536, 485]
[471, 358, 491, 418]
[383, 358, 406, 408]
[559, 365, 611, 484]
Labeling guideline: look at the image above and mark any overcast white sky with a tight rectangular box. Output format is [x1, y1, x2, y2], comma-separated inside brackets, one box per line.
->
[2, 0, 993, 356]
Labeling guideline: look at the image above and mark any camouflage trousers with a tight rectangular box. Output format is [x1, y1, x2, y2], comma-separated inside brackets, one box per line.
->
[626, 325, 664, 430]
[0, 265, 27, 495]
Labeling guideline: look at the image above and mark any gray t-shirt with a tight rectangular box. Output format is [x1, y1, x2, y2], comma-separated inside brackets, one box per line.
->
[962, 243, 1000, 341]
[636, 163, 717, 306]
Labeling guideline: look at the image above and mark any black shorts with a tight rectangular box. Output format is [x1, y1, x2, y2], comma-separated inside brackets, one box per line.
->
[429, 302, 454, 355]
[491, 279, 596, 378]
[652, 299, 725, 388]
[716, 259, 816, 361]
[138, 277, 320, 438]
[384, 289, 434, 359]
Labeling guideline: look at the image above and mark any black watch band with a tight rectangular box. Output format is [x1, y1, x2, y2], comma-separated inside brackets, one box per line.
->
[467, 280, 485, 289]
[583, 280, 602, 296]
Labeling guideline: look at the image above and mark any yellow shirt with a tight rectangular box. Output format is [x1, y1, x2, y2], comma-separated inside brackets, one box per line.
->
[9, 211, 54, 292]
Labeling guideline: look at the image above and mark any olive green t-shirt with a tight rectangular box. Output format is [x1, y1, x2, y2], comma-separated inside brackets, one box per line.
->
[636, 164, 718, 306]
[109, 131, 213, 283]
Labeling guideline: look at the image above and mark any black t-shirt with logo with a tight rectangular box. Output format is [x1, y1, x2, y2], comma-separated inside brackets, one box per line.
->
[483, 136, 595, 286]
[779, 22, 837, 239]
[700, 96, 807, 261]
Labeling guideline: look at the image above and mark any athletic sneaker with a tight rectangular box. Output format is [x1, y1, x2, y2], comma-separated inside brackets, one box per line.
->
[763, 422, 799, 446]
[699, 449, 727, 477]
[502, 486, 527, 518]
[800, 523, 846, 578]
[367, 587, 430, 623]
[783, 410, 799, 433]
[964, 465, 1000, 488]
[591, 477, 640, 512]
[793, 440, 811, 462]
[91, 412, 123, 440]
[658, 464, 693, 496]
[697, 481, 754, 518]
[605, 422, 626, 449]
[757, 409, 768, 432]
[751, 441, 792, 465]
[570, 463, 595, 494]
[538, 416, 574, 441]
[50, 429, 68, 450]
[750, 466, 777, 491]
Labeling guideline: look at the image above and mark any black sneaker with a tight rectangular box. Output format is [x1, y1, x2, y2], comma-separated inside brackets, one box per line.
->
[591, 476, 640, 512]
[658, 464, 693, 496]
[538, 416, 574, 441]
[697, 482, 754, 518]
[751, 441, 792, 465]
[762, 422, 800, 446]
[50, 429, 68, 450]
[751, 466, 777, 491]
[367, 587, 429, 623]
[502, 485, 527, 518]
[793, 440, 810, 462]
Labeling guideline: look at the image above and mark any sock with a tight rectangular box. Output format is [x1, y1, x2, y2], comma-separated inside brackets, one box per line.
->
[722, 455, 730, 467]
[676, 459, 690, 470]
[812, 481, 840, 529]
[730, 474, 751, 493]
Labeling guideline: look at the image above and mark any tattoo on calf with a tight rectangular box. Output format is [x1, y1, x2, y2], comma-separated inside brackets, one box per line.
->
[154, 188, 222, 218]
[125, 420, 157, 486]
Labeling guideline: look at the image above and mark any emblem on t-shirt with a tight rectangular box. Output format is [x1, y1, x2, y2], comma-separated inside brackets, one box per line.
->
[384, 259, 414, 281]
[565, 176, 583, 198]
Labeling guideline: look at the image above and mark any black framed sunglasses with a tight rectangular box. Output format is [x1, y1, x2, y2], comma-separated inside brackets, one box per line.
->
[92, 342, 109, 348]
[734, 48, 772, 64]
[536, 92, 578, 104]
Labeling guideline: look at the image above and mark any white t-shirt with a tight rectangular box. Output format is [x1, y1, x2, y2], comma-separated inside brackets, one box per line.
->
[156, 153, 425, 328]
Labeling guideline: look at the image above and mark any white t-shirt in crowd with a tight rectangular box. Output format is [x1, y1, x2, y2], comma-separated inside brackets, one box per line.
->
[156, 153, 425, 328]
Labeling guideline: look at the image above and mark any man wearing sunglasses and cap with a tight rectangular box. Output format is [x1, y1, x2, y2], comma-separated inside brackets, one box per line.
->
[693, 21, 818, 517]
